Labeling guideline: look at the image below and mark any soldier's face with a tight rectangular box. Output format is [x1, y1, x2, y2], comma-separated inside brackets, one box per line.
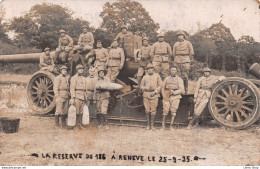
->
[83, 27, 87, 33]
[122, 28, 127, 34]
[60, 33, 65, 37]
[45, 50, 50, 55]
[158, 37, 164, 42]
[98, 71, 105, 77]
[147, 68, 154, 75]
[178, 35, 184, 40]
[78, 68, 84, 74]
[204, 72, 210, 77]
[112, 41, 118, 47]
[143, 40, 148, 46]
[61, 69, 67, 75]
[170, 68, 177, 76]
[89, 70, 95, 76]
[97, 42, 102, 48]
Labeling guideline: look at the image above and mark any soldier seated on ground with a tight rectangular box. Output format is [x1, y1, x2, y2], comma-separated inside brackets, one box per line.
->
[39, 47, 59, 74]
[55, 29, 74, 62]
[187, 67, 225, 129]
[114, 25, 133, 48]
[74, 25, 94, 54]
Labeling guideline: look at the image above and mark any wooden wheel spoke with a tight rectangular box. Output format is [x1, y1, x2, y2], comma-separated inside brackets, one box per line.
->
[241, 105, 253, 113]
[46, 97, 52, 104]
[234, 111, 242, 122]
[228, 85, 233, 95]
[238, 88, 246, 97]
[217, 106, 227, 113]
[221, 89, 229, 97]
[35, 80, 40, 87]
[47, 89, 54, 93]
[32, 86, 38, 91]
[242, 101, 255, 105]
[230, 111, 234, 122]
[47, 84, 53, 89]
[221, 109, 230, 119]
[31, 92, 38, 95]
[238, 110, 248, 119]
[241, 93, 251, 100]
[48, 94, 54, 98]
[216, 101, 225, 105]
[216, 95, 226, 101]
[233, 84, 238, 95]
[36, 98, 41, 106]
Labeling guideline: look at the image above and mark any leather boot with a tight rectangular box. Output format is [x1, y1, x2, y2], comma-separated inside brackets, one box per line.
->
[184, 79, 188, 94]
[187, 115, 199, 129]
[146, 112, 150, 130]
[161, 115, 166, 130]
[79, 114, 83, 127]
[151, 115, 155, 130]
[61, 115, 67, 128]
[170, 115, 176, 131]
[96, 114, 101, 127]
[55, 115, 60, 127]
[103, 114, 109, 129]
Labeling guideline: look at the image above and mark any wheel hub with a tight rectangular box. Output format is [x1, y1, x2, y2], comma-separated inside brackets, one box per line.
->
[227, 96, 242, 110]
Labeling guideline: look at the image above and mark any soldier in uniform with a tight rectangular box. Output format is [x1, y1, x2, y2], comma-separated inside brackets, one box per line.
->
[114, 25, 133, 48]
[136, 37, 152, 85]
[140, 63, 162, 130]
[172, 30, 194, 94]
[161, 67, 184, 130]
[70, 64, 86, 127]
[95, 67, 111, 129]
[53, 66, 70, 128]
[94, 40, 109, 72]
[85, 66, 97, 106]
[106, 40, 125, 82]
[74, 25, 94, 52]
[187, 67, 225, 129]
[39, 47, 58, 74]
[55, 29, 74, 61]
[150, 33, 172, 80]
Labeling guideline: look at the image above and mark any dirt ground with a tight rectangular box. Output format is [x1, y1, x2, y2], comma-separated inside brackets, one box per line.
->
[0, 74, 259, 166]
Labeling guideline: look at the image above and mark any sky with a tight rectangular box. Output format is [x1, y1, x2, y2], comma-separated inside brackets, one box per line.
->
[0, 0, 259, 41]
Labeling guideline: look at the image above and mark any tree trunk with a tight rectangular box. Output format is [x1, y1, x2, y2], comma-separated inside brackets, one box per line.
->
[221, 55, 226, 70]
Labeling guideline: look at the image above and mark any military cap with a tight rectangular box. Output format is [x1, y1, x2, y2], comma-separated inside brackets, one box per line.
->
[76, 64, 84, 70]
[97, 40, 102, 43]
[121, 25, 127, 30]
[157, 33, 164, 38]
[44, 47, 50, 52]
[82, 25, 88, 29]
[203, 67, 211, 72]
[146, 63, 154, 70]
[142, 37, 149, 42]
[89, 66, 95, 72]
[177, 30, 186, 38]
[59, 29, 65, 34]
[60, 65, 68, 70]
[97, 67, 106, 74]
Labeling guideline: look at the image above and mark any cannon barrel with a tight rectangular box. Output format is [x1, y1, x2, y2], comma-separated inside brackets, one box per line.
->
[0, 53, 42, 63]
[249, 63, 260, 79]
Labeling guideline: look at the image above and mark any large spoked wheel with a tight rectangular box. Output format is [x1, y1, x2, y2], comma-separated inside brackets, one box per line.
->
[209, 77, 260, 129]
[26, 71, 56, 114]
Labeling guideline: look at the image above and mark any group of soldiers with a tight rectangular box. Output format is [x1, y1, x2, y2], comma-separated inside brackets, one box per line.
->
[39, 25, 225, 130]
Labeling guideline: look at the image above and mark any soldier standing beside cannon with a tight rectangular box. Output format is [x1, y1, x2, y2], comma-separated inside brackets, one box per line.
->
[114, 25, 133, 48]
[140, 63, 162, 130]
[187, 67, 225, 129]
[161, 66, 184, 130]
[136, 37, 152, 85]
[74, 25, 94, 53]
[39, 47, 58, 74]
[106, 40, 125, 82]
[85, 66, 97, 106]
[172, 30, 194, 94]
[150, 33, 172, 80]
[55, 29, 74, 62]
[94, 40, 109, 73]
[95, 68, 111, 129]
[53, 66, 70, 128]
[70, 64, 86, 128]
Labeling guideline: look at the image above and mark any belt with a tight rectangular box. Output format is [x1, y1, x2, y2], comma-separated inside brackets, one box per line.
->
[155, 53, 168, 56]
[144, 90, 155, 92]
[175, 54, 189, 56]
[110, 58, 121, 60]
[200, 87, 210, 90]
[58, 89, 69, 91]
[165, 88, 178, 91]
[86, 89, 94, 92]
[75, 89, 86, 92]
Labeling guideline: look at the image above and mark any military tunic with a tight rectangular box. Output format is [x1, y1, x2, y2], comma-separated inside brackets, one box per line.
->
[54, 74, 70, 115]
[70, 74, 87, 115]
[161, 75, 184, 116]
[56, 35, 74, 51]
[96, 76, 110, 115]
[150, 41, 172, 80]
[85, 75, 98, 105]
[137, 45, 152, 77]
[106, 47, 125, 82]
[194, 75, 224, 116]
[94, 47, 109, 70]
[115, 31, 133, 47]
[140, 73, 162, 115]
[74, 32, 94, 51]
[172, 40, 194, 80]
[39, 52, 55, 72]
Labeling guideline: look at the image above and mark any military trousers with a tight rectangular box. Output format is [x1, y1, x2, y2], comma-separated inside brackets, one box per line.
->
[96, 98, 109, 114]
[152, 61, 169, 80]
[163, 99, 180, 116]
[194, 94, 209, 116]
[106, 66, 120, 82]
[143, 97, 158, 115]
[174, 62, 190, 81]
[75, 98, 86, 115]
[55, 97, 69, 115]
[74, 44, 93, 52]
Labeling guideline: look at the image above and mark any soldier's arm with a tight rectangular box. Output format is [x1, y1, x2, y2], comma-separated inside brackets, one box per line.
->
[70, 77, 76, 99]
[150, 44, 155, 59]
[188, 41, 195, 56]
[172, 43, 176, 58]
[120, 48, 125, 69]
[194, 78, 202, 99]
[53, 77, 60, 97]
[78, 34, 82, 45]
[140, 77, 148, 91]
[174, 77, 185, 95]
[167, 43, 173, 59]
[39, 54, 47, 67]
[90, 32, 94, 46]
[58, 38, 62, 48]
[114, 33, 121, 41]
[104, 49, 109, 62]
[67, 35, 74, 47]
[155, 74, 162, 93]
[161, 77, 167, 95]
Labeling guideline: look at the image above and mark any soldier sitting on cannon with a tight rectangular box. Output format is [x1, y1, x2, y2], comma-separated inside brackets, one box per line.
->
[55, 29, 74, 62]
[114, 25, 133, 48]
[74, 25, 94, 53]
[187, 67, 225, 129]
[39, 47, 59, 74]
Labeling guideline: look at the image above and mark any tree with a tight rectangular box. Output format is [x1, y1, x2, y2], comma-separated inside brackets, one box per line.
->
[9, 3, 94, 50]
[100, 0, 159, 43]
[0, 4, 10, 43]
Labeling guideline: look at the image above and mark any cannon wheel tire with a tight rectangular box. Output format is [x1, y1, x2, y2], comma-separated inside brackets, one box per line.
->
[26, 71, 56, 114]
[208, 77, 260, 129]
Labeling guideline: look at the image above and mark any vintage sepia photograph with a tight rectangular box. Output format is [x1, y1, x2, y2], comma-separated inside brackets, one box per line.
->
[0, 0, 259, 167]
